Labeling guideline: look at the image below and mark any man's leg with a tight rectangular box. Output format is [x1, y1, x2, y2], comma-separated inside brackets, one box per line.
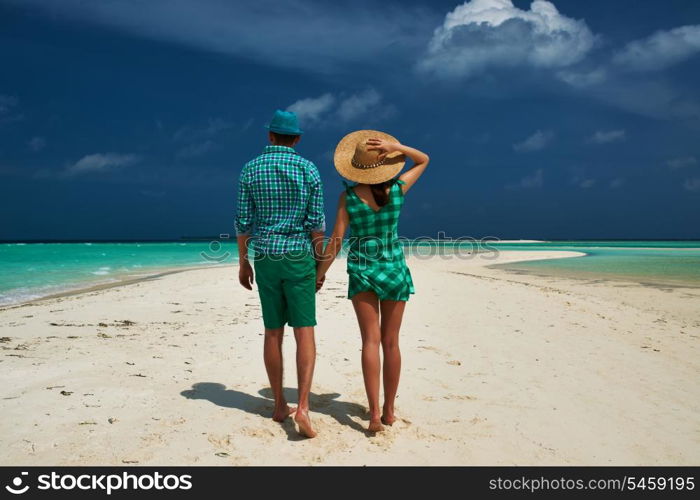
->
[264, 327, 294, 422]
[293, 326, 316, 438]
[254, 255, 293, 422]
[284, 252, 318, 438]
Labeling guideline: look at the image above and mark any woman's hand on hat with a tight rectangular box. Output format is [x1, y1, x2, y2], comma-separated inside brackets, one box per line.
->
[366, 138, 400, 160]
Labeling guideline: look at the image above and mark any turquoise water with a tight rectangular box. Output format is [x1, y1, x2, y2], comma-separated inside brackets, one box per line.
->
[487, 241, 700, 287]
[1, 240, 699, 306]
[0, 242, 235, 305]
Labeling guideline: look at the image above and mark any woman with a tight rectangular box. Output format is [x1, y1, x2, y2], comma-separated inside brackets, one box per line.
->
[316, 130, 429, 432]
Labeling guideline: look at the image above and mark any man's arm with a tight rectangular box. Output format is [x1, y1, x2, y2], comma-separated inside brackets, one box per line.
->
[311, 231, 325, 260]
[304, 166, 326, 255]
[304, 166, 326, 290]
[235, 170, 255, 290]
[237, 234, 254, 290]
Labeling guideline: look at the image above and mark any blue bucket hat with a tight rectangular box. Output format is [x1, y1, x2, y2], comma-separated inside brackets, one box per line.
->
[265, 109, 303, 136]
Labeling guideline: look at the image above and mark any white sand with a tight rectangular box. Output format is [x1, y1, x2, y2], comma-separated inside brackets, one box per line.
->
[0, 251, 698, 465]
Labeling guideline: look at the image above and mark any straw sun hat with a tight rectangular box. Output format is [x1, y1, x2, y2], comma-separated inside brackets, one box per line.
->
[333, 130, 406, 184]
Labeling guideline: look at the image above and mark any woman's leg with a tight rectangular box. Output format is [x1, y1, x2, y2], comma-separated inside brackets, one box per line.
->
[379, 300, 406, 425]
[351, 291, 383, 432]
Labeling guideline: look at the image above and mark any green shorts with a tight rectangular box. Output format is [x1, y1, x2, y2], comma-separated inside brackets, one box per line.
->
[253, 251, 316, 329]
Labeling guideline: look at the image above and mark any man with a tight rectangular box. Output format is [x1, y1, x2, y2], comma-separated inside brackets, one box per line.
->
[235, 109, 325, 438]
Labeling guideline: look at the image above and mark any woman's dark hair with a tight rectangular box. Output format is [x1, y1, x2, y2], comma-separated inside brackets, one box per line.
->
[369, 179, 396, 208]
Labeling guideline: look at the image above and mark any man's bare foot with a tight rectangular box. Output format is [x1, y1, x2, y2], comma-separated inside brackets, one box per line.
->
[294, 409, 317, 438]
[368, 418, 384, 433]
[272, 405, 296, 423]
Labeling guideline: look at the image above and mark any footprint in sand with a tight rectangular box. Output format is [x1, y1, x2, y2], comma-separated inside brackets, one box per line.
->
[417, 345, 445, 356]
[207, 434, 233, 448]
[369, 430, 397, 449]
[140, 433, 165, 445]
[411, 427, 447, 441]
[240, 426, 276, 439]
[443, 394, 476, 401]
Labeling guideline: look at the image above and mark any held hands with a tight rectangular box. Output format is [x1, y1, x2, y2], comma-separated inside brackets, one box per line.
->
[366, 138, 401, 161]
[315, 272, 326, 293]
[238, 261, 254, 290]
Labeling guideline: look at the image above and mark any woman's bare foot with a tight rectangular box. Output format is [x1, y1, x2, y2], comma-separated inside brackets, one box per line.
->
[380, 414, 396, 426]
[272, 404, 296, 423]
[294, 409, 317, 438]
[368, 418, 384, 433]
[381, 405, 396, 426]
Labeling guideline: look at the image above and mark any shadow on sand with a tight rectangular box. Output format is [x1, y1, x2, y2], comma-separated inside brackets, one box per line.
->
[180, 382, 370, 439]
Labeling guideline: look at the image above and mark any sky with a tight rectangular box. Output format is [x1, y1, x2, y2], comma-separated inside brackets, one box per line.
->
[1, 0, 699, 240]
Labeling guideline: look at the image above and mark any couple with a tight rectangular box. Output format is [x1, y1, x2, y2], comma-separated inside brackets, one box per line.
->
[235, 110, 429, 437]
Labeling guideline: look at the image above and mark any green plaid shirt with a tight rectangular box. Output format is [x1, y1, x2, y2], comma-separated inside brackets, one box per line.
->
[235, 145, 325, 255]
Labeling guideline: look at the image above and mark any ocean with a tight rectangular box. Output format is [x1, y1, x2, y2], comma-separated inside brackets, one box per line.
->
[1, 240, 699, 306]
[489, 241, 700, 287]
[0, 242, 234, 306]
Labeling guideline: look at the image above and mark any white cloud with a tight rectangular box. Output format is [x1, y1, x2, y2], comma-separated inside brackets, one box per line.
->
[560, 71, 700, 120]
[557, 67, 607, 88]
[8, 0, 432, 75]
[609, 178, 625, 189]
[66, 153, 140, 175]
[420, 0, 596, 79]
[27, 136, 47, 152]
[507, 168, 543, 189]
[287, 94, 336, 124]
[336, 89, 386, 123]
[666, 156, 697, 170]
[587, 129, 626, 144]
[0, 95, 17, 114]
[513, 130, 553, 152]
[569, 167, 596, 189]
[613, 25, 700, 72]
[176, 140, 216, 159]
[241, 118, 254, 132]
[0, 94, 23, 123]
[684, 178, 700, 192]
[172, 118, 231, 160]
[556, 26, 700, 120]
[286, 89, 394, 127]
[173, 118, 232, 143]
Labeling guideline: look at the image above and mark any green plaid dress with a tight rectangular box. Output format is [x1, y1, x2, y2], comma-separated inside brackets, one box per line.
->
[345, 179, 414, 301]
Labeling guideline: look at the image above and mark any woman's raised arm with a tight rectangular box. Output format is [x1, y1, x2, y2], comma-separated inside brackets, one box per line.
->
[366, 138, 429, 193]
